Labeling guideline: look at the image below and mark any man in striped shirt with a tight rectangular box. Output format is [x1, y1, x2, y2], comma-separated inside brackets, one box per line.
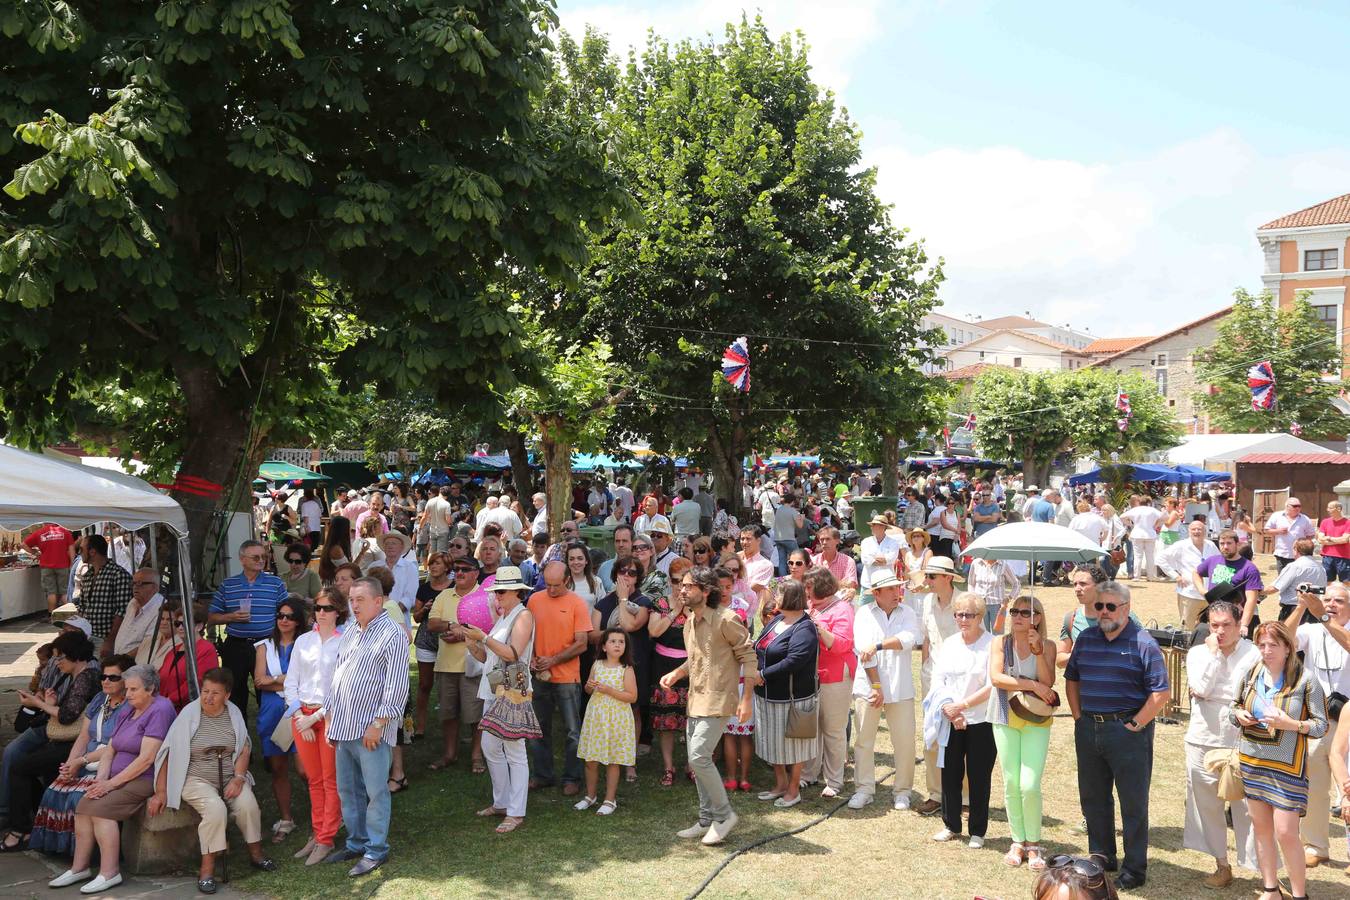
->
[1065, 580, 1170, 891]
[208, 540, 289, 716]
[323, 576, 410, 877]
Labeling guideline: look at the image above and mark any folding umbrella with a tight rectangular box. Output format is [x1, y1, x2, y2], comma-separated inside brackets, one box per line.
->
[962, 522, 1108, 594]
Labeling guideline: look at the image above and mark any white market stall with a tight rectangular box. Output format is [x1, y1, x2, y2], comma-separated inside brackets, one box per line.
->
[1152, 433, 1328, 474]
[0, 445, 197, 692]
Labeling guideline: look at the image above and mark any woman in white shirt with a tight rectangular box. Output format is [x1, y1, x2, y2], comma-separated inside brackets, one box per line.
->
[927, 593, 994, 848]
[564, 541, 601, 611]
[283, 587, 345, 865]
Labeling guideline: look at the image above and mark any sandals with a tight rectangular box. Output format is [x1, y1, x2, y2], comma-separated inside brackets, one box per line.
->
[270, 819, 296, 844]
[722, 777, 738, 791]
[597, 800, 617, 816]
[476, 806, 506, 817]
[573, 796, 598, 811]
[471, 758, 487, 775]
[660, 769, 675, 787]
[495, 816, 524, 834]
[427, 758, 456, 771]
[0, 831, 28, 852]
[739, 781, 752, 792]
[624, 767, 638, 784]
[387, 776, 408, 794]
[1003, 842, 1025, 867]
[1026, 845, 1046, 871]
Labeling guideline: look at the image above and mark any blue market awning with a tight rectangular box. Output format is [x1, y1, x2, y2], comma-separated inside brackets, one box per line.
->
[1067, 463, 1190, 486]
[1171, 465, 1232, 484]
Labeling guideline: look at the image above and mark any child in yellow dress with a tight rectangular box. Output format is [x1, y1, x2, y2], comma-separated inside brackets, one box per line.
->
[575, 628, 639, 815]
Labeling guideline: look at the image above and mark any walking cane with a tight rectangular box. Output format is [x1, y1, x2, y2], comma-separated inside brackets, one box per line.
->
[205, 746, 232, 884]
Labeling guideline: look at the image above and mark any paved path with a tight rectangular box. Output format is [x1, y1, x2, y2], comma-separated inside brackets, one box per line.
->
[0, 615, 261, 899]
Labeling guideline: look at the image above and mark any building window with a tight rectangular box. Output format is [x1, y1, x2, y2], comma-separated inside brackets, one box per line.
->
[1013, 357, 1022, 368]
[1155, 368, 1168, 397]
[978, 351, 985, 360]
[1305, 248, 1339, 271]
[1312, 303, 1338, 333]
[1155, 351, 1168, 367]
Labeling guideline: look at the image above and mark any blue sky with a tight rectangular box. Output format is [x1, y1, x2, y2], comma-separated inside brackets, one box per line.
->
[555, 0, 1350, 336]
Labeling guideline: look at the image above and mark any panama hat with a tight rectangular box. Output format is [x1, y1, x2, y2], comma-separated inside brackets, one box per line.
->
[921, 556, 958, 576]
[490, 566, 528, 593]
[867, 514, 890, 528]
[870, 573, 905, 591]
[379, 530, 413, 556]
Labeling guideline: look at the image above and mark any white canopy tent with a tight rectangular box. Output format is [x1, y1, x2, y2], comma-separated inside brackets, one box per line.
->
[1152, 433, 1328, 471]
[0, 443, 201, 695]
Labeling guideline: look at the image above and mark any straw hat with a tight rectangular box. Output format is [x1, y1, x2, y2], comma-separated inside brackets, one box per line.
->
[490, 566, 528, 593]
[1010, 690, 1060, 724]
[870, 573, 905, 591]
[379, 530, 413, 556]
[921, 556, 957, 576]
[906, 528, 931, 548]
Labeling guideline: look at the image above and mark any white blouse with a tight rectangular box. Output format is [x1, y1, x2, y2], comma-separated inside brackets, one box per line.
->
[284, 627, 344, 714]
[931, 630, 993, 725]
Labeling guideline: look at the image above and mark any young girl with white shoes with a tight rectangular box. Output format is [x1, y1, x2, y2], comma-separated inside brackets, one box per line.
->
[575, 629, 639, 815]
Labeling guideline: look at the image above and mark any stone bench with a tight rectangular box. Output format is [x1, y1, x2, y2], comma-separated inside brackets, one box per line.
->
[122, 803, 201, 875]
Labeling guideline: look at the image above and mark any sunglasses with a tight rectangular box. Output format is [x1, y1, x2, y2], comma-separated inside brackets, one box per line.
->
[1009, 608, 1036, 618]
[954, 612, 980, 620]
[1093, 601, 1127, 612]
[1047, 855, 1106, 884]
[315, 604, 337, 613]
[449, 543, 467, 550]
[616, 569, 638, 577]
[100, 673, 123, 682]
[788, 560, 806, 568]
[635, 546, 652, 552]
[286, 558, 304, 564]
[452, 566, 477, 573]
[277, 612, 301, 622]
[694, 548, 709, 554]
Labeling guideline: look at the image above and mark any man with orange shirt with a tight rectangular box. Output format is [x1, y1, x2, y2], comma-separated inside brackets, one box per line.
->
[526, 561, 593, 795]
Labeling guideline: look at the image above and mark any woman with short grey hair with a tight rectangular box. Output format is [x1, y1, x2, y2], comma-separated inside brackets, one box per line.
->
[50, 665, 176, 893]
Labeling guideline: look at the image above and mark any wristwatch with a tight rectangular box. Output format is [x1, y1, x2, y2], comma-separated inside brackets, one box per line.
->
[874, 641, 884, 653]
[1125, 718, 1139, 729]
[1322, 613, 1334, 623]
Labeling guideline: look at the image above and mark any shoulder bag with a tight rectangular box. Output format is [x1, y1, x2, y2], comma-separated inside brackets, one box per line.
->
[1203, 746, 1244, 801]
[784, 624, 819, 740]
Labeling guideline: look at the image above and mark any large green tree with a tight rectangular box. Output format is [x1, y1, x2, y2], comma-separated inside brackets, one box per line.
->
[0, 1, 615, 566]
[551, 21, 944, 514]
[970, 367, 1181, 487]
[1193, 288, 1343, 437]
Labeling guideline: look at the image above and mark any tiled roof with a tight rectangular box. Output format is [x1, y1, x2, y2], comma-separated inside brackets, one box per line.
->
[1089, 307, 1231, 366]
[940, 363, 1003, 381]
[1082, 336, 1152, 354]
[1237, 453, 1350, 465]
[1259, 193, 1350, 230]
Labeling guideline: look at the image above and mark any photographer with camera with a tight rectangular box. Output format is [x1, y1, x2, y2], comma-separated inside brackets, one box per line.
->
[1282, 582, 1350, 870]
[1262, 539, 1325, 626]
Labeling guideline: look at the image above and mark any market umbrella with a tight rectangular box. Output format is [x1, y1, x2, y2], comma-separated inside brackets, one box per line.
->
[1066, 462, 1180, 486]
[1170, 465, 1232, 484]
[962, 522, 1108, 594]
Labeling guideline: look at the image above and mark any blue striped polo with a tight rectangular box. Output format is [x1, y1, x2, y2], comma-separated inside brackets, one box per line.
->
[1064, 619, 1169, 715]
[210, 571, 289, 640]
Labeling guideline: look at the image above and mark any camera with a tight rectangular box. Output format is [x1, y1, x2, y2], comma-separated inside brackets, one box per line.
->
[1297, 583, 1325, 595]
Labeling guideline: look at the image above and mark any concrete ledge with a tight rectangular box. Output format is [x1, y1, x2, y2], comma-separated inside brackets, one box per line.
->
[122, 805, 201, 875]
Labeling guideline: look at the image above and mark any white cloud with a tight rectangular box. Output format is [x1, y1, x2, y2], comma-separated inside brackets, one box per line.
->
[871, 130, 1350, 334]
[557, 0, 889, 94]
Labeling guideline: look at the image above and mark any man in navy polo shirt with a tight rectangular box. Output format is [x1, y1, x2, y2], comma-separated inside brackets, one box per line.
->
[208, 539, 288, 716]
[1065, 580, 1170, 892]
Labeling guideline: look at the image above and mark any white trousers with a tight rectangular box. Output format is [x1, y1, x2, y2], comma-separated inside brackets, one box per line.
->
[1182, 743, 1255, 869]
[1301, 719, 1338, 856]
[482, 732, 528, 818]
[179, 776, 262, 855]
[853, 698, 915, 797]
[1130, 538, 1157, 579]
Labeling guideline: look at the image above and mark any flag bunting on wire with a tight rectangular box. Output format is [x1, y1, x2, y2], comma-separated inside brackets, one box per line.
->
[1114, 389, 1132, 433]
[720, 337, 750, 392]
[1248, 360, 1275, 411]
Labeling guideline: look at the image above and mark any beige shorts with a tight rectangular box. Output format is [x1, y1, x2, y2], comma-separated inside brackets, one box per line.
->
[40, 567, 70, 595]
[437, 672, 484, 724]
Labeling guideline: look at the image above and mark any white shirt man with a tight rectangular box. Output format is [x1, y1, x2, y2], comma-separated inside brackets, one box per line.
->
[586, 484, 611, 519]
[1284, 585, 1350, 866]
[113, 569, 165, 655]
[477, 498, 523, 542]
[611, 481, 635, 522]
[1264, 498, 1315, 566]
[858, 518, 901, 593]
[850, 575, 921, 811]
[1158, 520, 1219, 631]
[530, 493, 549, 536]
[1069, 509, 1108, 547]
[299, 495, 323, 536]
[1183, 603, 1258, 881]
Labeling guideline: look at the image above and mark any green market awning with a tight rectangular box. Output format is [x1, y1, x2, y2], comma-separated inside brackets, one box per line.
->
[254, 460, 331, 487]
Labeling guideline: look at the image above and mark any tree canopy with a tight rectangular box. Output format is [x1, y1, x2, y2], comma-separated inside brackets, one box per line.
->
[0, 1, 621, 563]
[970, 367, 1181, 487]
[547, 21, 945, 512]
[1193, 288, 1343, 437]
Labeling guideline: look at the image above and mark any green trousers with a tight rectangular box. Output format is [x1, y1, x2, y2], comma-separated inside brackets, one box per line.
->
[992, 721, 1051, 843]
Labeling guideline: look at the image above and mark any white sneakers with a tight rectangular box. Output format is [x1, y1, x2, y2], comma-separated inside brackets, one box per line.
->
[968, 835, 985, 849]
[893, 793, 912, 811]
[677, 821, 711, 838]
[701, 811, 739, 845]
[931, 828, 983, 848]
[931, 828, 958, 842]
[847, 791, 873, 810]
[48, 870, 91, 888]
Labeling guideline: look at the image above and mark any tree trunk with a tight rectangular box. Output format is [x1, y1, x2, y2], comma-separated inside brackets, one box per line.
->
[503, 430, 534, 502]
[881, 430, 901, 495]
[538, 416, 572, 542]
[172, 359, 253, 584]
[707, 422, 746, 522]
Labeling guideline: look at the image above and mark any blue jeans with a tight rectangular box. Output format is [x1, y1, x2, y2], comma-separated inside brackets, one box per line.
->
[0, 726, 47, 825]
[1325, 556, 1350, 582]
[1075, 717, 1154, 880]
[335, 739, 392, 861]
[528, 680, 583, 786]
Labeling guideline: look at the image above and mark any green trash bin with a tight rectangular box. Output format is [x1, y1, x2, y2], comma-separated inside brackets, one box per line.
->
[849, 496, 899, 531]
[578, 525, 618, 560]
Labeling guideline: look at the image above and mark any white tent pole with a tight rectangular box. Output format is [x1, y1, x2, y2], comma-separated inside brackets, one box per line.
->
[177, 534, 201, 701]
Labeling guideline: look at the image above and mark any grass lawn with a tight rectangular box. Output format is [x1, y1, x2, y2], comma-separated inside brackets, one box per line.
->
[228, 557, 1349, 899]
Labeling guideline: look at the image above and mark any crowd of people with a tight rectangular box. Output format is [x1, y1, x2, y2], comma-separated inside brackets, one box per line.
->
[5, 465, 1350, 899]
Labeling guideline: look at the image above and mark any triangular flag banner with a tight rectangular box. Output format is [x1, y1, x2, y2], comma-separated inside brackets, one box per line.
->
[1248, 361, 1275, 411]
[1115, 390, 1132, 432]
[721, 337, 750, 392]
